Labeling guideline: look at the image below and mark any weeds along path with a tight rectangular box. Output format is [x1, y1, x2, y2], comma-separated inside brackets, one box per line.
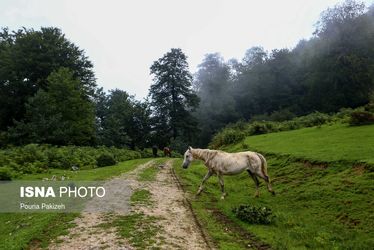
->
[48, 159, 212, 250]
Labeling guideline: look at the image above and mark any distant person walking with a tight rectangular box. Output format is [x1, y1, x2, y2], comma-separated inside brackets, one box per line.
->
[152, 145, 158, 157]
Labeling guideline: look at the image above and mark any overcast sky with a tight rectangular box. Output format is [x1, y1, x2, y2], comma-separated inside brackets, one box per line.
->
[1, 0, 373, 99]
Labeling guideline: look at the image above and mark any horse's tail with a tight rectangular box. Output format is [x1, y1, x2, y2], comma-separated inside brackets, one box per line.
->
[256, 153, 270, 182]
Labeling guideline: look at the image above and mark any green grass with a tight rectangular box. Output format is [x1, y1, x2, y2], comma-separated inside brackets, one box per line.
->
[131, 189, 152, 206]
[0, 158, 152, 250]
[109, 213, 162, 249]
[229, 123, 374, 165]
[137, 158, 166, 182]
[173, 124, 374, 249]
[0, 213, 77, 250]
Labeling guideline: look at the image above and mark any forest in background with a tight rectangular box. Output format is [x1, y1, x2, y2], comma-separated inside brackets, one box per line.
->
[1, 0, 374, 151]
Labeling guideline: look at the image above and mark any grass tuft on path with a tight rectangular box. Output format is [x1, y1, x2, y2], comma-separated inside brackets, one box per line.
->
[131, 189, 152, 206]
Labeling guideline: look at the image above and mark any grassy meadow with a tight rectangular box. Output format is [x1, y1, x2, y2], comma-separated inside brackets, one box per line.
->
[228, 123, 374, 165]
[173, 123, 374, 249]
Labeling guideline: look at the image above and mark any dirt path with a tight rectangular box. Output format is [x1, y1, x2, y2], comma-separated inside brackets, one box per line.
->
[134, 160, 211, 249]
[48, 160, 212, 250]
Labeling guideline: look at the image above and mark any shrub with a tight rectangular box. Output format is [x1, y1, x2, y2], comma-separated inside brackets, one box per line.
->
[349, 111, 374, 125]
[139, 149, 154, 158]
[296, 112, 331, 127]
[365, 102, 374, 113]
[0, 144, 143, 174]
[210, 129, 246, 149]
[269, 109, 296, 122]
[249, 121, 279, 135]
[212, 110, 338, 148]
[232, 204, 275, 224]
[0, 167, 13, 180]
[96, 153, 117, 167]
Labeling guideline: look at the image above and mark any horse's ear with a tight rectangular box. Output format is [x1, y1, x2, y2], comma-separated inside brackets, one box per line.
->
[188, 146, 192, 151]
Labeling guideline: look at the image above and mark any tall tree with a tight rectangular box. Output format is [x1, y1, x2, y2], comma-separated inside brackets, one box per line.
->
[306, 0, 374, 112]
[97, 89, 151, 149]
[9, 68, 96, 145]
[0, 27, 96, 132]
[233, 46, 269, 118]
[149, 48, 199, 146]
[194, 53, 238, 146]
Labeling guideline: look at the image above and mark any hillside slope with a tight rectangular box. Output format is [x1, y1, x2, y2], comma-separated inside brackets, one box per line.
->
[173, 124, 374, 249]
[228, 123, 374, 165]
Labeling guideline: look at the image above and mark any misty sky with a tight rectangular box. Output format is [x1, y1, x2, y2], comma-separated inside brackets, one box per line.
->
[1, 0, 373, 99]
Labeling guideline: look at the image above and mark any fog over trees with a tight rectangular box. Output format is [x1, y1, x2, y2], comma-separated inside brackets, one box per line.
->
[0, 0, 373, 150]
[194, 0, 374, 146]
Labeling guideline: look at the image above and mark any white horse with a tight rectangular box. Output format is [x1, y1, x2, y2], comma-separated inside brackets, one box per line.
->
[182, 147, 275, 199]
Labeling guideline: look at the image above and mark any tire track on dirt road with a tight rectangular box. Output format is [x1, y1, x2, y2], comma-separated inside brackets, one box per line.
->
[132, 160, 214, 250]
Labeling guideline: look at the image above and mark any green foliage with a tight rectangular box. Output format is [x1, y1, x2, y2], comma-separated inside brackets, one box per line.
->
[170, 136, 189, 154]
[0, 167, 13, 180]
[194, 53, 239, 146]
[0, 144, 142, 174]
[349, 111, 374, 125]
[249, 121, 278, 135]
[149, 48, 199, 146]
[96, 89, 151, 149]
[0, 27, 96, 133]
[195, 1, 374, 146]
[268, 109, 296, 122]
[8, 68, 96, 146]
[211, 111, 337, 148]
[209, 129, 246, 149]
[292, 111, 332, 127]
[138, 148, 155, 158]
[96, 153, 117, 167]
[233, 204, 275, 225]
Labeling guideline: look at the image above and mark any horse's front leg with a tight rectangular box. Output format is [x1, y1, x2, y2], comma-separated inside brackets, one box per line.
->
[218, 174, 226, 200]
[196, 170, 213, 196]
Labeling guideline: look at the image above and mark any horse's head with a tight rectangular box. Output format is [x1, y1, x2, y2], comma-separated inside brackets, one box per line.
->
[182, 146, 193, 169]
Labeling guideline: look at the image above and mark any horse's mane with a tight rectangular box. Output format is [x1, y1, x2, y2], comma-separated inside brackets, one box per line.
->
[192, 148, 222, 162]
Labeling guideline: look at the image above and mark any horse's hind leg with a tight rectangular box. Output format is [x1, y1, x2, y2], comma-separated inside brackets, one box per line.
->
[261, 175, 276, 196]
[196, 170, 213, 196]
[218, 174, 226, 200]
[247, 170, 260, 197]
